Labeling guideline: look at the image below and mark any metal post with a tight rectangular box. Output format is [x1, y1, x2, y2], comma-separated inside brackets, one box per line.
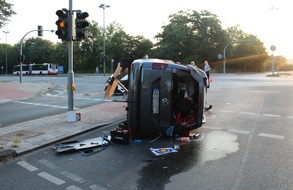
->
[99, 3, 110, 76]
[223, 38, 255, 74]
[68, 0, 74, 112]
[19, 29, 54, 83]
[271, 53, 275, 75]
[102, 8, 106, 76]
[3, 31, 9, 75]
[223, 41, 235, 74]
[270, 45, 276, 75]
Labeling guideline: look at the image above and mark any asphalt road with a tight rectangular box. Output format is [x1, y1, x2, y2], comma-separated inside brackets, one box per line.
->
[0, 75, 125, 127]
[1, 73, 293, 190]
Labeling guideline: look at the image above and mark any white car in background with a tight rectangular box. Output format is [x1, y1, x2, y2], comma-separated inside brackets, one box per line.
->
[104, 74, 128, 95]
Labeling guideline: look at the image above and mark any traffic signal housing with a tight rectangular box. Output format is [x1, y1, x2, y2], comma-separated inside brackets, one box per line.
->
[75, 11, 89, 41]
[38, 25, 43, 36]
[55, 9, 69, 41]
[20, 55, 26, 63]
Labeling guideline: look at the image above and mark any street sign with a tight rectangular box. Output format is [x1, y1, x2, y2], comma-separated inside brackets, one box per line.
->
[270, 45, 276, 51]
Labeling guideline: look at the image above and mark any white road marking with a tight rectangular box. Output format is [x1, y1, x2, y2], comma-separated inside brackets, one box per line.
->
[239, 112, 258, 116]
[38, 172, 65, 185]
[61, 171, 86, 183]
[14, 100, 71, 109]
[0, 99, 10, 104]
[262, 114, 281, 118]
[38, 159, 58, 170]
[228, 129, 250, 135]
[75, 97, 92, 100]
[46, 90, 67, 96]
[89, 184, 108, 190]
[250, 90, 279, 93]
[17, 161, 38, 172]
[44, 92, 115, 102]
[66, 185, 83, 190]
[217, 110, 291, 120]
[220, 110, 235, 113]
[258, 133, 285, 140]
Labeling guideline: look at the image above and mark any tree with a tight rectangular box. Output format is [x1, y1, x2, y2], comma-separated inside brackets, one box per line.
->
[0, 43, 14, 73]
[225, 25, 268, 72]
[0, 1, 16, 28]
[0, 8, 276, 74]
[21, 38, 55, 64]
[122, 35, 153, 59]
[53, 42, 68, 72]
[74, 21, 103, 73]
[155, 10, 228, 65]
[194, 10, 229, 63]
[155, 10, 193, 62]
[106, 22, 129, 70]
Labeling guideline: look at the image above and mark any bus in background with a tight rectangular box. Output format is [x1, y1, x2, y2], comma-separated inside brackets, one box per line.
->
[13, 64, 30, 75]
[13, 63, 58, 75]
[29, 63, 58, 75]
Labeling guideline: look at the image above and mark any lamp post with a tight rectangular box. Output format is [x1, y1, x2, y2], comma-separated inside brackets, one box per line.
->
[223, 41, 236, 74]
[99, 3, 110, 76]
[3, 31, 9, 75]
[223, 38, 255, 74]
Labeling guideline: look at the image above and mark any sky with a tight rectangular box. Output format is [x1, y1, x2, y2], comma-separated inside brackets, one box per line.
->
[1, 0, 292, 59]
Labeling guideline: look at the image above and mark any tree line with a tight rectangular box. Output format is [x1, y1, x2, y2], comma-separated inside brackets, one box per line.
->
[0, 10, 291, 74]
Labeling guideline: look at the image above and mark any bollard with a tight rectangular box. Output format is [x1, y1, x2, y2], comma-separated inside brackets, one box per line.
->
[75, 112, 81, 121]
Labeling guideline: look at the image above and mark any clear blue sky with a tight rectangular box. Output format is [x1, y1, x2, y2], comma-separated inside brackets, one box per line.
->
[2, 0, 291, 59]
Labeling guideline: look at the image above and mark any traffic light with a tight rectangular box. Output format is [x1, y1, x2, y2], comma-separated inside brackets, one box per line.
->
[75, 10, 89, 41]
[101, 54, 107, 62]
[38, 25, 43, 36]
[55, 9, 69, 41]
[20, 55, 26, 63]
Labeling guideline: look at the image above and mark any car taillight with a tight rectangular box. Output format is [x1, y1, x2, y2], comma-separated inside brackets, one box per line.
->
[152, 62, 168, 70]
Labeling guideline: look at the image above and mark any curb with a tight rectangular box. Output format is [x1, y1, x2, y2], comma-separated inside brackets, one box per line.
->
[0, 117, 126, 163]
[0, 149, 17, 163]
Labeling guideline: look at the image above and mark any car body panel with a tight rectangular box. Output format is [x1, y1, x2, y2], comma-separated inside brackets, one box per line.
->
[126, 58, 207, 138]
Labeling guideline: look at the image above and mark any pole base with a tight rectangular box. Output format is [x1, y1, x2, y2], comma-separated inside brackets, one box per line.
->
[67, 111, 76, 122]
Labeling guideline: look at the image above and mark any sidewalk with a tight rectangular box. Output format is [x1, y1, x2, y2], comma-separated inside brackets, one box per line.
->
[0, 81, 127, 162]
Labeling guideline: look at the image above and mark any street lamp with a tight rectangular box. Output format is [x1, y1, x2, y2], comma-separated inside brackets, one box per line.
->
[223, 38, 255, 74]
[223, 41, 236, 74]
[99, 3, 110, 76]
[3, 31, 9, 75]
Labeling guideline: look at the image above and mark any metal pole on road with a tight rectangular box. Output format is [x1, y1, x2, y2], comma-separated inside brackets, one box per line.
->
[67, 0, 75, 115]
[223, 38, 255, 74]
[3, 31, 9, 75]
[19, 29, 54, 83]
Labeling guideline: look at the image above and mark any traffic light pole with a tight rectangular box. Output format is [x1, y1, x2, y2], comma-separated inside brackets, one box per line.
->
[67, 0, 75, 122]
[19, 29, 54, 83]
[55, 1, 89, 122]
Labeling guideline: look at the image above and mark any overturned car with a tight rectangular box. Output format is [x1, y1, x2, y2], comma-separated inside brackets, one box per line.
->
[106, 58, 209, 139]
